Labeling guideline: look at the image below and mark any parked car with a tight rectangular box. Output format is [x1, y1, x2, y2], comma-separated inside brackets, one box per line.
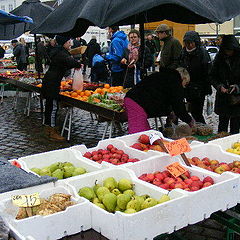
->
[205, 46, 219, 62]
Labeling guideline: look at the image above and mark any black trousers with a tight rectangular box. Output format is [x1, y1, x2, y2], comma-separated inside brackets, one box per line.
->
[111, 71, 125, 86]
[17, 62, 27, 71]
[189, 95, 206, 124]
[44, 98, 59, 127]
[218, 115, 240, 134]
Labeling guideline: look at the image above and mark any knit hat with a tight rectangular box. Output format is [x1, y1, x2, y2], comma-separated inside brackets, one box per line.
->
[11, 39, 18, 44]
[55, 35, 71, 46]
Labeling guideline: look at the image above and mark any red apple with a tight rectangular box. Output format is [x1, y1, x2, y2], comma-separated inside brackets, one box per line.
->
[130, 143, 143, 150]
[146, 173, 155, 182]
[138, 134, 150, 144]
[233, 161, 240, 168]
[153, 178, 162, 186]
[107, 144, 114, 150]
[155, 172, 164, 181]
[174, 183, 184, 189]
[231, 168, 240, 174]
[184, 179, 193, 185]
[202, 182, 213, 188]
[139, 173, 148, 181]
[210, 160, 219, 165]
[184, 171, 191, 178]
[163, 177, 175, 185]
[159, 184, 169, 190]
[190, 176, 200, 181]
[83, 152, 92, 158]
[214, 166, 226, 174]
[203, 176, 214, 184]
[190, 186, 200, 191]
[202, 157, 211, 166]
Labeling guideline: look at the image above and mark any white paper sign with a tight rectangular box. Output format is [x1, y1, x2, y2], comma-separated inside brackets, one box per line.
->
[149, 132, 164, 145]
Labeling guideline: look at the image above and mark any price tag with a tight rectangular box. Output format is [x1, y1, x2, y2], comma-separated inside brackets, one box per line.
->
[149, 132, 163, 145]
[166, 162, 187, 178]
[165, 138, 191, 156]
[12, 193, 41, 208]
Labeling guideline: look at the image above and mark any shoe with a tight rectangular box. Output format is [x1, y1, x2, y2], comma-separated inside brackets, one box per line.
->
[48, 126, 65, 141]
[44, 125, 52, 137]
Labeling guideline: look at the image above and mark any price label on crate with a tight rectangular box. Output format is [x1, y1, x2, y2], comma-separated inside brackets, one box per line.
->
[12, 193, 41, 208]
[166, 162, 187, 178]
[149, 132, 163, 145]
[164, 138, 191, 156]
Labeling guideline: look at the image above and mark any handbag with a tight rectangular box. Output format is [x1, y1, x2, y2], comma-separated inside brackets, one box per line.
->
[228, 94, 240, 106]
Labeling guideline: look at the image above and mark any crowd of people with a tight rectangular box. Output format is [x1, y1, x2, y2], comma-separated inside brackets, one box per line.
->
[5, 23, 240, 140]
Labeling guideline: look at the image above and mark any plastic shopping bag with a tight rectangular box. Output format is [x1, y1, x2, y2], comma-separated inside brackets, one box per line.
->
[206, 95, 214, 116]
[72, 68, 83, 91]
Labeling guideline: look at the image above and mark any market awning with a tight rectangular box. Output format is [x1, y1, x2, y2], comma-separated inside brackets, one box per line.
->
[0, 9, 33, 24]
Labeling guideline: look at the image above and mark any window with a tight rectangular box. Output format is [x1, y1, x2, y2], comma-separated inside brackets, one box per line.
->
[9, 4, 13, 11]
[1, 5, 5, 11]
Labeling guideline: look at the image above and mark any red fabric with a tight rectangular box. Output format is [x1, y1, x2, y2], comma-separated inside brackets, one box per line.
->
[124, 97, 151, 134]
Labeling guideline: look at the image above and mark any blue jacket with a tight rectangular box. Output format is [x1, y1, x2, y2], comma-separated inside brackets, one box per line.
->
[105, 31, 128, 72]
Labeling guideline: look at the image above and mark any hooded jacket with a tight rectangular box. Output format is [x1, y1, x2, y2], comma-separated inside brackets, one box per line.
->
[179, 31, 212, 98]
[210, 35, 240, 116]
[42, 46, 81, 99]
[85, 39, 101, 67]
[105, 31, 128, 72]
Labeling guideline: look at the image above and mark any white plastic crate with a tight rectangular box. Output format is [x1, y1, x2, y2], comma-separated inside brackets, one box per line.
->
[209, 133, 240, 154]
[19, 148, 102, 181]
[0, 185, 91, 240]
[62, 168, 189, 240]
[126, 155, 239, 224]
[70, 138, 156, 168]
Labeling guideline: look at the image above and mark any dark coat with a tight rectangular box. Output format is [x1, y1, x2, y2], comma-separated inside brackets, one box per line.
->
[42, 46, 81, 99]
[210, 35, 240, 116]
[85, 39, 101, 67]
[126, 68, 192, 124]
[13, 44, 27, 64]
[145, 39, 157, 54]
[0, 47, 5, 58]
[179, 46, 212, 99]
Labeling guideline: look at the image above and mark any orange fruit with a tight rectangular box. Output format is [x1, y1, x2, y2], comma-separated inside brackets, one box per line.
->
[104, 84, 110, 89]
[76, 90, 82, 95]
[71, 92, 78, 98]
[84, 90, 92, 97]
[80, 92, 85, 97]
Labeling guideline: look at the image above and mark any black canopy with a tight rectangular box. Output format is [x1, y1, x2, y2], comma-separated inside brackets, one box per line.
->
[32, 0, 240, 37]
[0, 0, 53, 40]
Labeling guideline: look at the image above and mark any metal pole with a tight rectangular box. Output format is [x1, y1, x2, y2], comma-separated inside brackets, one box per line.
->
[216, 23, 219, 38]
[139, 23, 146, 79]
[34, 34, 41, 79]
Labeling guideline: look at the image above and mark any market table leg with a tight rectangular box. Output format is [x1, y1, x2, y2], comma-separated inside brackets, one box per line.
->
[61, 106, 74, 141]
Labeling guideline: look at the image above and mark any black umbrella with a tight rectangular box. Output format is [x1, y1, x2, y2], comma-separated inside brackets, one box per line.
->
[32, 0, 240, 37]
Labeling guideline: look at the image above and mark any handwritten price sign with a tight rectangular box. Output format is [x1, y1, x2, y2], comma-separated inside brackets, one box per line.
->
[165, 138, 191, 156]
[12, 193, 41, 208]
[166, 162, 187, 178]
[149, 132, 163, 145]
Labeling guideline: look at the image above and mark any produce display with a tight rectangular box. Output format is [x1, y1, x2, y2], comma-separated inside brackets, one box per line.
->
[188, 157, 240, 174]
[16, 193, 75, 219]
[226, 141, 240, 155]
[83, 144, 140, 165]
[192, 123, 213, 136]
[30, 161, 87, 179]
[130, 134, 169, 152]
[78, 177, 171, 214]
[139, 169, 215, 191]
[60, 79, 104, 91]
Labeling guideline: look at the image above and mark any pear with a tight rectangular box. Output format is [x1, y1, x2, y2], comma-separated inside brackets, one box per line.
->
[79, 187, 95, 201]
[96, 187, 110, 202]
[134, 196, 145, 206]
[93, 183, 101, 194]
[30, 168, 41, 175]
[158, 194, 171, 204]
[126, 198, 141, 212]
[123, 189, 135, 197]
[72, 167, 86, 176]
[124, 208, 136, 214]
[94, 203, 106, 210]
[39, 168, 52, 177]
[112, 189, 121, 196]
[63, 162, 74, 167]
[103, 177, 118, 191]
[63, 166, 75, 178]
[115, 206, 122, 212]
[49, 163, 59, 173]
[118, 178, 133, 192]
[52, 169, 64, 179]
[92, 197, 101, 204]
[117, 194, 131, 210]
[141, 198, 158, 210]
[140, 194, 150, 200]
[102, 193, 117, 212]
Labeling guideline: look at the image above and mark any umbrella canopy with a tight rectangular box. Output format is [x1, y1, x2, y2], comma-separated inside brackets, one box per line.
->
[0, 0, 54, 40]
[32, 0, 240, 37]
[0, 9, 33, 24]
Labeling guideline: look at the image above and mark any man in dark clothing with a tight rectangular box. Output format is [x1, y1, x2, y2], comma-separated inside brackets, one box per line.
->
[210, 35, 240, 134]
[85, 36, 101, 68]
[105, 26, 128, 86]
[42, 35, 81, 141]
[11, 39, 27, 71]
[179, 31, 212, 124]
[145, 34, 157, 71]
[0, 45, 5, 58]
[36, 39, 48, 73]
[124, 68, 194, 133]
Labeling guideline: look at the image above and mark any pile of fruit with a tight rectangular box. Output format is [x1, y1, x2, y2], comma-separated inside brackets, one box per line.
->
[16, 193, 75, 219]
[30, 162, 87, 180]
[83, 144, 140, 165]
[226, 141, 240, 155]
[139, 169, 214, 191]
[189, 157, 240, 174]
[130, 134, 169, 152]
[78, 177, 171, 214]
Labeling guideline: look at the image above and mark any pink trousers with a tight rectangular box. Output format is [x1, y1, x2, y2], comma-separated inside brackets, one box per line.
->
[124, 97, 151, 134]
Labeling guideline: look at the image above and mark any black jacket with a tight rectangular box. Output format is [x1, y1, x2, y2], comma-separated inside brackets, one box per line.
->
[126, 68, 192, 123]
[85, 39, 101, 67]
[42, 46, 81, 99]
[210, 35, 240, 116]
[145, 39, 156, 54]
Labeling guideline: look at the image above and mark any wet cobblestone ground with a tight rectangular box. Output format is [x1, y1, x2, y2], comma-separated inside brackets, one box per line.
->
[0, 94, 236, 240]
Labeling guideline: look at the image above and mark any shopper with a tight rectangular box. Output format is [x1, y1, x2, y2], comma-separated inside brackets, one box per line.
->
[155, 24, 182, 69]
[11, 39, 27, 71]
[179, 31, 212, 123]
[121, 29, 152, 88]
[36, 38, 48, 73]
[105, 26, 128, 86]
[124, 68, 194, 134]
[42, 36, 82, 141]
[210, 35, 240, 134]
[145, 33, 157, 72]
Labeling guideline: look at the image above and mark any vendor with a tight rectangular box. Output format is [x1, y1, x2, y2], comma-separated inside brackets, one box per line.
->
[124, 67, 194, 134]
[42, 35, 82, 141]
